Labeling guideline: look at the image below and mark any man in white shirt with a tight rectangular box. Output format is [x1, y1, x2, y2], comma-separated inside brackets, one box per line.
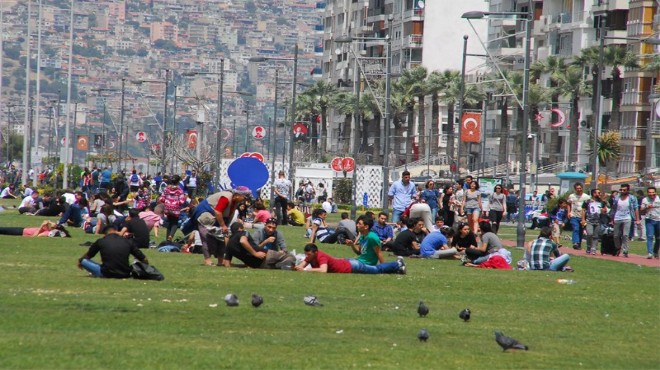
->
[567, 182, 590, 250]
[640, 186, 659, 259]
[18, 192, 39, 214]
[272, 171, 292, 225]
[610, 183, 640, 257]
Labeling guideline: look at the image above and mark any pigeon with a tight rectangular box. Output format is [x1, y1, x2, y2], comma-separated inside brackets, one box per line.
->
[495, 331, 529, 352]
[304, 295, 323, 307]
[251, 294, 263, 308]
[224, 293, 239, 307]
[459, 308, 471, 322]
[417, 301, 429, 317]
[417, 328, 429, 342]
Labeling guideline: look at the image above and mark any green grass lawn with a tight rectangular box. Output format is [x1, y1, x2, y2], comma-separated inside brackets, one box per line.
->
[0, 199, 658, 369]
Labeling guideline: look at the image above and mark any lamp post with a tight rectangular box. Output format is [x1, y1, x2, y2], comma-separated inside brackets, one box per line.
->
[463, 1, 532, 250]
[249, 44, 299, 193]
[528, 133, 538, 193]
[132, 71, 169, 174]
[456, 35, 469, 180]
[269, 69, 279, 209]
[242, 109, 250, 153]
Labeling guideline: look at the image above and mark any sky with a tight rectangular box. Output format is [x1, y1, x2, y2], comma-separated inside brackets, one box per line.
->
[422, 0, 489, 73]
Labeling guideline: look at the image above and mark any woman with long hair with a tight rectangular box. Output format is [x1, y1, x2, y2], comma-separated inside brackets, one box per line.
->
[440, 185, 455, 227]
[488, 185, 506, 233]
[0, 220, 71, 237]
[461, 181, 482, 234]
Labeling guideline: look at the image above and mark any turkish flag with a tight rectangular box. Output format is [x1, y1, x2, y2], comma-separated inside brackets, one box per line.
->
[76, 135, 89, 151]
[460, 112, 481, 143]
[186, 129, 198, 149]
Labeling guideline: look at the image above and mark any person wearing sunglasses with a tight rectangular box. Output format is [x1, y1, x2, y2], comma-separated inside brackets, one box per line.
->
[609, 184, 640, 257]
[252, 218, 287, 253]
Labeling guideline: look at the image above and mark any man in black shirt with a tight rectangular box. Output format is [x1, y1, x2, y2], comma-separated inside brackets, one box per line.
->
[120, 208, 150, 249]
[77, 225, 149, 278]
[222, 222, 295, 269]
[389, 218, 425, 257]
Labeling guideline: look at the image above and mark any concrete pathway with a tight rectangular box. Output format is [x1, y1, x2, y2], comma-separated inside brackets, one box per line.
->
[499, 238, 660, 268]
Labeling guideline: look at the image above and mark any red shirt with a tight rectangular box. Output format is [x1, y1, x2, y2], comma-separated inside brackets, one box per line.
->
[310, 250, 352, 273]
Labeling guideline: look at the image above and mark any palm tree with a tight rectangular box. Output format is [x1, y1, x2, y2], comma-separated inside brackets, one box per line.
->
[330, 91, 357, 155]
[396, 66, 428, 164]
[588, 130, 621, 183]
[602, 45, 639, 130]
[295, 91, 320, 159]
[434, 70, 460, 165]
[360, 91, 380, 164]
[532, 56, 568, 163]
[553, 65, 592, 164]
[425, 71, 446, 165]
[307, 80, 339, 156]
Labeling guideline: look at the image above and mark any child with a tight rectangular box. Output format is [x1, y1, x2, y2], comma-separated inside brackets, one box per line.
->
[549, 199, 569, 248]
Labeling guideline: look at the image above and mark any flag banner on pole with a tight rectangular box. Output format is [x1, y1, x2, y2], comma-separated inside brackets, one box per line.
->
[94, 134, 104, 148]
[76, 135, 89, 151]
[186, 129, 198, 149]
[460, 112, 482, 143]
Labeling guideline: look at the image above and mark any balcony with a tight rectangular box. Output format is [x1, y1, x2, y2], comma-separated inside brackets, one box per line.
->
[405, 34, 423, 48]
[622, 91, 651, 106]
[620, 127, 648, 141]
[311, 67, 322, 78]
[592, 0, 629, 12]
[315, 2, 326, 12]
[403, 8, 424, 21]
[651, 121, 660, 136]
[314, 45, 324, 56]
[314, 24, 324, 33]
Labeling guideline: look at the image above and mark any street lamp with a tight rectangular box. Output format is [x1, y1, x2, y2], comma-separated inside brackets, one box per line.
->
[528, 133, 539, 193]
[249, 44, 299, 193]
[182, 59, 225, 185]
[457, 34, 469, 179]
[132, 70, 170, 174]
[463, 0, 533, 250]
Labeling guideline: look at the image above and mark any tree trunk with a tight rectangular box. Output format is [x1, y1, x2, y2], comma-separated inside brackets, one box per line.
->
[568, 95, 579, 165]
[342, 114, 351, 154]
[549, 92, 561, 164]
[406, 107, 415, 165]
[310, 114, 319, 158]
[418, 95, 426, 163]
[393, 116, 404, 167]
[497, 97, 509, 174]
[431, 94, 439, 164]
[446, 104, 455, 168]
[372, 113, 382, 165]
[610, 67, 622, 130]
[320, 107, 328, 157]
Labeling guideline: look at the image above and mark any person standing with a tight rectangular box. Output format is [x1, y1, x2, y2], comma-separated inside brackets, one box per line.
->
[184, 170, 198, 198]
[420, 180, 440, 220]
[488, 185, 506, 234]
[461, 181, 482, 234]
[99, 166, 112, 192]
[581, 189, 607, 256]
[609, 183, 640, 257]
[158, 176, 187, 241]
[567, 182, 590, 250]
[640, 186, 660, 259]
[387, 170, 416, 223]
[272, 171, 292, 225]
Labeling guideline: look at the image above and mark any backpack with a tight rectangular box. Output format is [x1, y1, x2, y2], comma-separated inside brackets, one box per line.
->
[161, 189, 183, 217]
[130, 174, 139, 183]
[130, 261, 164, 281]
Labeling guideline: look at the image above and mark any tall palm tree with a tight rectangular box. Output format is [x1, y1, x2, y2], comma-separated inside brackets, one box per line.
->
[295, 91, 320, 158]
[307, 80, 339, 156]
[425, 71, 446, 165]
[360, 91, 380, 164]
[396, 66, 428, 163]
[532, 56, 568, 163]
[553, 65, 592, 164]
[330, 91, 357, 155]
[434, 70, 460, 165]
[603, 45, 639, 130]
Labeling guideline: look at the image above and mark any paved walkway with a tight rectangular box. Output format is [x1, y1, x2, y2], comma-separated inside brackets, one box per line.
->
[499, 238, 660, 268]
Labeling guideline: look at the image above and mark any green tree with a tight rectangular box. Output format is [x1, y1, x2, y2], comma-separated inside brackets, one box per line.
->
[396, 66, 428, 164]
[532, 56, 568, 163]
[331, 91, 357, 155]
[588, 130, 621, 183]
[306, 80, 338, 156]
[553, 65, 592, 164]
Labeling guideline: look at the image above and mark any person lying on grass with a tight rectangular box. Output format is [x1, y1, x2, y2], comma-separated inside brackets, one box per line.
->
[0, 220, 70, 237]
[221, 222, 295, 269]
[293, 243, 405, 274]
[77, 225, 149, 278]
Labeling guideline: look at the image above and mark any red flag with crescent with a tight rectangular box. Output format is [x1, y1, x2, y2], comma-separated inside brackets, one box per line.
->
[76, 135, 89, 151]
[186, 129, 198, 149]
[460, 112, 481, 143]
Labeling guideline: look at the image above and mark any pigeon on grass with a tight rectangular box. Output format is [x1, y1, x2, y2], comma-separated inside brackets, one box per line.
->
[224, 293, 239, 307]
[417, 301, 429, 317]
[251, 294, 263, 308]
[495, 331, 529, 352]
[304, 295, 323, 307]
[459, 308, 471, 322]
[417, 329, 429, 342]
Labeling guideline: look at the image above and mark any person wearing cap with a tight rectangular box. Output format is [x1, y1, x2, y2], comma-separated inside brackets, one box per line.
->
[222, 222, 295, 269]
[252, 218, 287, 253]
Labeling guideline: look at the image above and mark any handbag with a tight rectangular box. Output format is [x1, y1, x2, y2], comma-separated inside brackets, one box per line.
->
[131, 261, 165, 281]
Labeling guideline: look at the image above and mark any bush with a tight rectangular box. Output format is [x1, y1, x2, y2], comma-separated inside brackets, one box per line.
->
[333, 178, 352, 204]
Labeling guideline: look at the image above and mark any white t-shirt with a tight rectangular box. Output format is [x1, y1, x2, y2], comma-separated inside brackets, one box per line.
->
[20, 196, 35, 208]
[614, 197, 631, 221]
[322, 201, 332, 214]
[188, 176, 197, 188]
[568, 192, 590, 218]
[273, 178, 292, 199]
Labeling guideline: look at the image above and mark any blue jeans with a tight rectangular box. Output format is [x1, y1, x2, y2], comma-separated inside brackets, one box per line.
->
[645, 219, 660, 255]
[348, 259, 400, 274]
[570, 217, 583, 245]
[549, 254, 570, 271]
[392, 209, 404, 224]
[59, 204, 83, 227]
[430, 207, 438, 221]
[80, 259, 103, 277]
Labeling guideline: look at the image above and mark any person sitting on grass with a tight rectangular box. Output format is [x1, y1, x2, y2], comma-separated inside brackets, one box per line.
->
[418, 226, 456, 259]
[451, 222, 478, 257]
[252, 217, 287, 253]
[0, 220, 71, 237]
[0, 184, 18, 199]
[119, 208, 150, 249]
[293, 243, 405, 274]
[526, 226, 570, 271]
[222, 222, 295, 269]
[77, 225, 149, 278]
[344, 215, 400, 272]
[307, 208, 354, 244]
[464, 221, 503, 263]
[139, 204, 164, 238]
[18, 191, 40, 214]
[388, 217, 425, 257]
[286, 202, 306, 226]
